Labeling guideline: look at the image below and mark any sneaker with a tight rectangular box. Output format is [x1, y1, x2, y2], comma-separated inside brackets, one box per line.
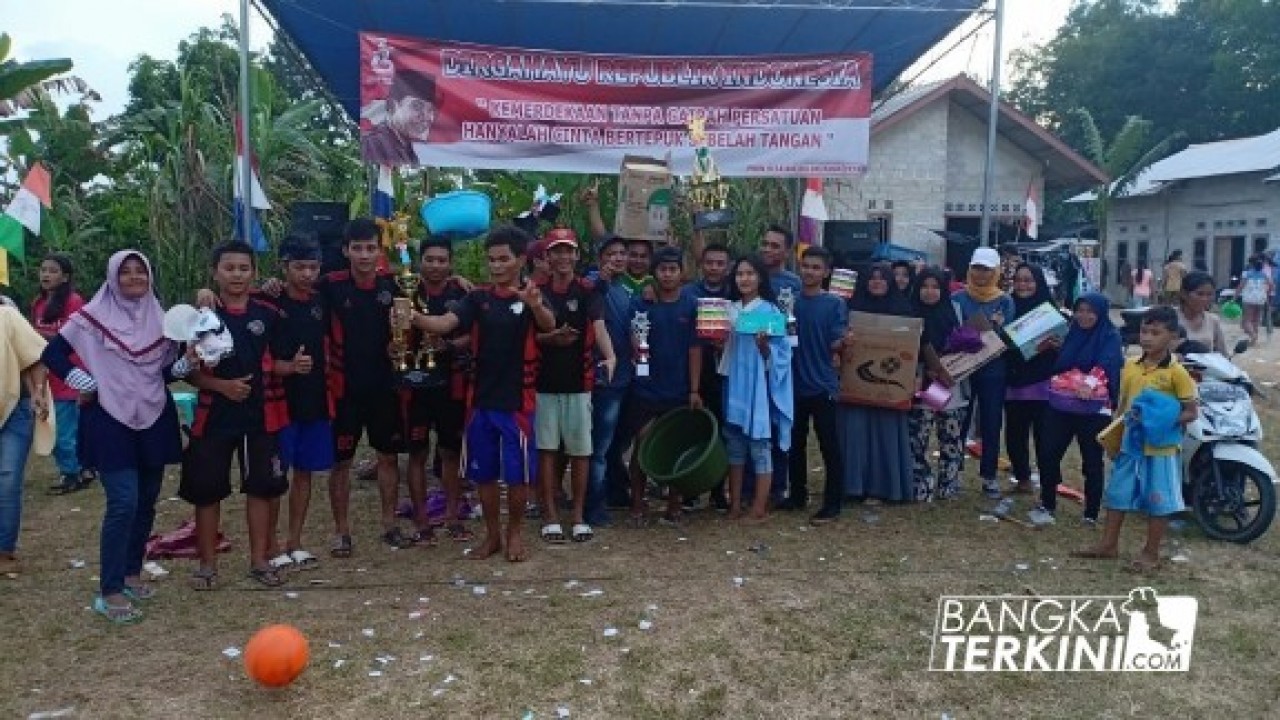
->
[1028, 507, 1056, 527]
[1080, 517, 1099, 528]
[981, 478, 1003, 499]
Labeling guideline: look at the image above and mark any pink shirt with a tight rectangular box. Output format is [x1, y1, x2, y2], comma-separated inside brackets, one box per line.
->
[1131, 269, 1153, 298]
[31, 291, 85, 401]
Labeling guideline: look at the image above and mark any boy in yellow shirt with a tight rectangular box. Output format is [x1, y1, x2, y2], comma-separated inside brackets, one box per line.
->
[1073, 307, 1197, 572]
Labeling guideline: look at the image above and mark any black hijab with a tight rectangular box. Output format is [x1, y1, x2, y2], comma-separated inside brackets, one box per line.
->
[1010, 262, 1053, 319]
[850, 263, 913, 316]
[912, 267, 958, 353]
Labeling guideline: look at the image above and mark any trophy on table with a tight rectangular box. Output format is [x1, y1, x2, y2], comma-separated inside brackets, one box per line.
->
[685, 115, 735, 230]
[632, 310, 652, 377]
[777, 286, 799, 347]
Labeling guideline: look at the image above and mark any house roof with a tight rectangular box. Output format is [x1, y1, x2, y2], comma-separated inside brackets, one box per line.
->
[870, 74, 1108, 189]
[1067, 127, 1280, 203]
[258, 0, 984, 121]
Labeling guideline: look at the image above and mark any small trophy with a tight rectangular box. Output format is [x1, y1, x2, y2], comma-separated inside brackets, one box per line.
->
[389, 241, 444, 388]
[777, 287, 799, 347]
[686, 115, 735, 230]
[632, 310, 652, 377]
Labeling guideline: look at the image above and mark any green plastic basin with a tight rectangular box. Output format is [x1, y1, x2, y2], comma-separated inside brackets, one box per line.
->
[637, 408, 728, 496]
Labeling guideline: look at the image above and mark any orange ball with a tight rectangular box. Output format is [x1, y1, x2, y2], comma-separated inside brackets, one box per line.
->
[243, 624, 310, 688]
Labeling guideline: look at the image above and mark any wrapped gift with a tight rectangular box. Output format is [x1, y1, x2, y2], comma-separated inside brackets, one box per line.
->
[696, 297, 732, 340]
[829, 268, 857, 299]
[1000, 301, 1069, 360]
[1048, 367, 1111, 415]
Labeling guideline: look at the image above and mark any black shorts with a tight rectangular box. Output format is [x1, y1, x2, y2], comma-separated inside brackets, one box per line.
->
[404, 387, 466, 453]
[178, 432, 287, 507]
[333, 390, 404, 462]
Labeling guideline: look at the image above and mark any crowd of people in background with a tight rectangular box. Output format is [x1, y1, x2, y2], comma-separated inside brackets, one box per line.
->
[1, 197, 1236, 623]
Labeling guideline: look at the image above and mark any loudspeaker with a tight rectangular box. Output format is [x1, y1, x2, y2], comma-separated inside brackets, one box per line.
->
[824, 220, 882, 269]
[291, 202, 350, 274]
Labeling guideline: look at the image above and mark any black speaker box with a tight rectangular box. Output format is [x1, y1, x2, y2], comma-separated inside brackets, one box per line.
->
[291, 202, 350, 274]
[824, 220, 882, 270]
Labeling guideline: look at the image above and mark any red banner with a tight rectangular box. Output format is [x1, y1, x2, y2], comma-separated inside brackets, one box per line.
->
[359, 33, 871, 177]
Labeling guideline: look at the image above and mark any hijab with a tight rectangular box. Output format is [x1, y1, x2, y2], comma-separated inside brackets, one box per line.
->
[912, 267, 959, 354]
[849, 263, 913, 316]
[60, 250, 175, 430]
[965, 265, 1005, 304]
[1010, 263, 1054, 318]
[1055, 292, 1124, 405]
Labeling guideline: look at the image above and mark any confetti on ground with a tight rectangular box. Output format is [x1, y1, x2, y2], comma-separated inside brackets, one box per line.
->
[433, 689, 446, 697]
[638, 620, 653, 631]
[368, 671, 383, 678]
[733, 577, 745, 587]
[27, 709, 75, 719]
[473, 586, 487, 596]
[1014, 563, 1030, 571]
[603, 628, 619, 638]
[444, 674, 457, 684]
[564, 580, 581, 589]
[362, 629, 376, 638]
[579, 678, 593, 685]
[1171, 554, 1190, 563]
[557, 707, 571, 718]
[222, 647, 241, 659]
[333, 659, 346, 669]
[408, 611, 423, 619]
[328, 641, 342, 648]
[142, 562, 169, 577]
[285, 592, 299, 599]
[69, 560, 85, 569]
[420, 654, 435, 663]
[579, 589, 604, 598]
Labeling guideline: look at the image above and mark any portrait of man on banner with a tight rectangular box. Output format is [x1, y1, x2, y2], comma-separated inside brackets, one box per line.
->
[360, 69, 441, 166]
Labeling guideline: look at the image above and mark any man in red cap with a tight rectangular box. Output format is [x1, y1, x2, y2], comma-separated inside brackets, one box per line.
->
[534, 228, 616, 543]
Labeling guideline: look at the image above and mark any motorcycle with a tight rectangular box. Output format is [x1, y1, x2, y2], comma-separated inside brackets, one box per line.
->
[1179, 339, 1277, 543]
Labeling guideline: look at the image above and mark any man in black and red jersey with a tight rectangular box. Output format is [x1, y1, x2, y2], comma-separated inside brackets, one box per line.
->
[318, 218, 416, 555]
[533, 228, 616, 545]
[411, 225, 557, 562]
[180, 241, 305, 589]
[404, 236, 472, 545]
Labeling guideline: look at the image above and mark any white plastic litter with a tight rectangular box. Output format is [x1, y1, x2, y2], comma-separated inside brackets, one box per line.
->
[638, 620, 653, 631]
[603, 627, 619, 638]
[222, 647, 241, 659]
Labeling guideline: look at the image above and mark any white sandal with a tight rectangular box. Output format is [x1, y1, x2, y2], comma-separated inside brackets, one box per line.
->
[288, 549, 319, 570]
[571, 524, 594, 543]
[269, 553, 296, 572]
[540, 524, 567, 544]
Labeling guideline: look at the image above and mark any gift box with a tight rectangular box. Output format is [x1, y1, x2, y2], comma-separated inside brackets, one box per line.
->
[839, 311, 924, 409]
[696, 297, 732, 340]
[999, 301, 1069, 360]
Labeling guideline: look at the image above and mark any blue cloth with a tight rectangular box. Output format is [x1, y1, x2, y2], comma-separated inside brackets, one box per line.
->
[1055, 292, 1125, 408]
[722, 301, 794, 452]
[98, 465, 164, 596]
[0, 400, 34, 553]
[793, 291, 847, 398]
[52, 399, 80, 475]
[629, 290, 697, 404]
[595, 276, 635, 390]
[951, 290, 1016, 379]
[1125, 388, 1184, 453]
[279, 419, 336, 472]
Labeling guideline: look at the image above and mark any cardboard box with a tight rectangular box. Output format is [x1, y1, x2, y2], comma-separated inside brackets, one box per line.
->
[614, 154, 673, 243]
[839, 311, 923, 410]
[938, 330, 1006, 382]
[1000, 302, 1069, 360]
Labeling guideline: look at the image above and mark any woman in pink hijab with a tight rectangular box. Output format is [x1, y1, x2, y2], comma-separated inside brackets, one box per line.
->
[42, 250, 193, 624]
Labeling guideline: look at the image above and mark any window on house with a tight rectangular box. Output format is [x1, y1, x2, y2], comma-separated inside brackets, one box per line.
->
[884, 200, 894, 211]
[1137, 241, 1150, 267]
[1259, 218, 1269, 227]
[1193, 238, 1207, 270]
[1116, 241, 1129, 283]
[867, 199, 877, 210]
[1215, 220, 1224, 229]
[1254, 235, 1270, 254]
[1140, 225, 1148, 233]
[1196, 221, 1206, 230]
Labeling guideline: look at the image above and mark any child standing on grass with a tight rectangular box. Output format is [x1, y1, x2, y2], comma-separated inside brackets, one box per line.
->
[719, 255, 793, 523]
[30, 253, 91, 495]
[181, 242, 305, 589]
[1073, 306, 1197, 572]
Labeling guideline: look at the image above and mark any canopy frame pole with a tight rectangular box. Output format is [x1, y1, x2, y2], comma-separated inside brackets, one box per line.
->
[238, 0, 255, 243]
[977, 0, 1004, 248]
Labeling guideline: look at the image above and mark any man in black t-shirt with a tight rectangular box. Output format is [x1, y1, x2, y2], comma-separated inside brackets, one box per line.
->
[533, 228, 615, 544]
[181, 242, 304, 589]
[405, 237, 472, 545]
[412, 226, 557, 563]
[270, 236, 331, 569]
[317, 219, 416, 554]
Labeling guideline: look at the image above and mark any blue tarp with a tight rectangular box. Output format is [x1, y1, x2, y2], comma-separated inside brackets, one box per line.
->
[259, 0, 983, 120]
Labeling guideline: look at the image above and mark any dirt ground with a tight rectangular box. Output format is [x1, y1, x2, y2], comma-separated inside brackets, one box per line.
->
[3, 317, 1279, 719]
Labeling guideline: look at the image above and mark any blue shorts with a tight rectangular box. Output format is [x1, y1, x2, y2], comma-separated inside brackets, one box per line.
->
[278, 419, 335, 472]
[462, 409, 537, 486]
[723, 423, 772, 473]
[1105, 452, 1184, 516]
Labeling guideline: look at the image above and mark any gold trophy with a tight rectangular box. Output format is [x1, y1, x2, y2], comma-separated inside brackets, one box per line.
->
[686, 114, 735, 230]
[388, 235, 444, 388]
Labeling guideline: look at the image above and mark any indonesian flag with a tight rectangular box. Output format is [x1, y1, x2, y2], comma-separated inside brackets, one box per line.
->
[798, 177, 828, 247]
[0, 162, 52, 264]
[233, 116, 270, 252]
[1024, 182, 1039, 240]
[372, 165, 394, 220]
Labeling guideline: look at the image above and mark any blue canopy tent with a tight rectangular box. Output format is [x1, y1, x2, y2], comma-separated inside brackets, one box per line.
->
[255, 0, 985, 122]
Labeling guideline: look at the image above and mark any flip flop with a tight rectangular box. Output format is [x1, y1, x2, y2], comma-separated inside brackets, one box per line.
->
[571, 524, 594, 543]
[330, 534, 353, 558]
[269, 553, 296, 572]
[247, 567, 285, 587]
[123, 583, 156, 601]
[445, 524, 475, 543]
[540, 524, 567, 544]
[1070, 548, 1119, 559]
[93, 595, 143, 624]
[288, 549, 319, 570]
[410, 529, 439, 548]
[189, 567, 218, 591]
[1126, 557, 1164, 574]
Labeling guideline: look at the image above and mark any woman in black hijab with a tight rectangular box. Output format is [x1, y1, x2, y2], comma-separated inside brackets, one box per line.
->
[907, 267, 970, 501]
[1003, 262, 1060, 501]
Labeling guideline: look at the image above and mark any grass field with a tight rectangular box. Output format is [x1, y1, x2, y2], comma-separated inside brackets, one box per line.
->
[4, 348, 1280, 718]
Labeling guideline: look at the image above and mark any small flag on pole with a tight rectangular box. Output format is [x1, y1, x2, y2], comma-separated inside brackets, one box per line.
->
[1, 162, 52, 264]
[798, 177, 828, 247]
[372, 165, 394, 220]
[233, 117, 270, 252]
[1024, 182, 1039, 241]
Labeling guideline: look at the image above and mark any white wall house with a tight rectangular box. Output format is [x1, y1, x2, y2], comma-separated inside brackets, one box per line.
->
[823, 75, 1106, 262]
[1075, 128, 1280, 296]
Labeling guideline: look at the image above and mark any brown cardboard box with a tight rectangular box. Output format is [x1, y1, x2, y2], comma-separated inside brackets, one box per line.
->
[938, 330, 1007, 382]
[614, 154, 673, 243]
[839, 311, 923, 410]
